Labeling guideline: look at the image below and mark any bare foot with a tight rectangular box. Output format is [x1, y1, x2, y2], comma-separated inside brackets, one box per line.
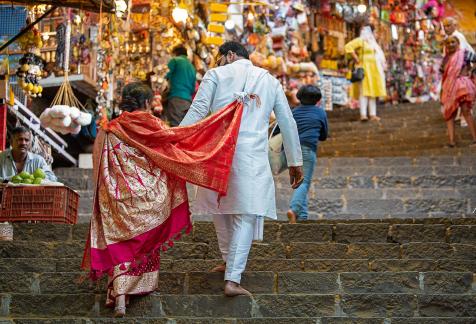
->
[369, 115, 381, 122]
[287, 210, 297, 224]
[224, 281, 252, 297]
[360, 116, 368, 122]
[211, 263, 226, 272]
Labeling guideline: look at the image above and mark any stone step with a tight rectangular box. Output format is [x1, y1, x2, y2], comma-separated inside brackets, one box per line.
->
[319, 140, 471, 153]
[1, 271, 474, 295]
[275, 198, 471, 217]
[78, 197, 475, 220]
[1, 257, 474, 273]
[326, 128, 453, 138]
[3, 317, 476, 324]
[319, 155, 476, 167]
[281, 188, 475, 200]
[1, 293, 475, 318]
[2, 240, 475, 261]
[55, 155, 476, 175]
[275, 174, 476, 189]
[9, 222, 476, 244]
[326, 118, 452, 129]
[319, 147, 473, 158]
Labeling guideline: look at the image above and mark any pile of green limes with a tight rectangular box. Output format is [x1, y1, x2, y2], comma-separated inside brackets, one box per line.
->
[11, 168, 46, 185]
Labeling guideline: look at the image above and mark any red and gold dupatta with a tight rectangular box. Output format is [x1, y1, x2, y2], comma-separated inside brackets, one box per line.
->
[82, 99, 244, 280]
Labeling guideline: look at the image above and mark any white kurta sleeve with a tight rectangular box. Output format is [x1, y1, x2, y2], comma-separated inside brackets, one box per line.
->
[273, 83, 303, 167]
[180, 70, 217, 126]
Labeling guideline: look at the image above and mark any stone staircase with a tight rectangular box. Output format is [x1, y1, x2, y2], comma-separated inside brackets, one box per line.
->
[1, 102, 475, 322]
[55, 154, 476, 223]
[0, 220, 475, 323]
[53, 103, 476, 222]
[318, 102, 475, 157]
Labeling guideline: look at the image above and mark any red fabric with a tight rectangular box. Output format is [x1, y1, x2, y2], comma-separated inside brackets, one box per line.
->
[104, 99, 244, 195]
[441, 49, 476, 121]
[82, 99, 244, 280]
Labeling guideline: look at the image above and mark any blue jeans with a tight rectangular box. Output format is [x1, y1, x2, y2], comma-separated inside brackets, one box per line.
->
[289, 145, 316, 220]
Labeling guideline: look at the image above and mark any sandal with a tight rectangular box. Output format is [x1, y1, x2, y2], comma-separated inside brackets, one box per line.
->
[114, 306, 126, 318]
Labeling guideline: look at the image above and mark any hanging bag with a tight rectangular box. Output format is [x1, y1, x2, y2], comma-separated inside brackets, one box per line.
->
[268, 121, 288, 175]
[350, 41, 365, 83]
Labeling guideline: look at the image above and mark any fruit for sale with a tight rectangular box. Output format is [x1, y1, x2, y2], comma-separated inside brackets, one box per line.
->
[33, 168, 46, 179]
[11, 175, 22, 184]
[18, 171, 31, 179]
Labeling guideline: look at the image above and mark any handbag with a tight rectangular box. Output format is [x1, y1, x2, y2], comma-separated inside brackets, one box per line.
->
[350, 67, 364, 83]
[268, 122, 288, 176]
[349, 41, 365, 83]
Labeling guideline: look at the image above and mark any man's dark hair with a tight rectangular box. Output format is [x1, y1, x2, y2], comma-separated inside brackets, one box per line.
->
[218, 41, 249, 59]
[11, 126, 31, 138]
[296, 85, 322, 105]
[172, 45, 188, 56]
[120, 82, 153, 112]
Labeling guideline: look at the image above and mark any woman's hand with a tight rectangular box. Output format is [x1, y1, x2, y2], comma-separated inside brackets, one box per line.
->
[352, 52, 360, 65]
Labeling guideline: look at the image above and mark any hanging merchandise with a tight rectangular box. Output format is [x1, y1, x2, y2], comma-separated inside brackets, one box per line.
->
[39, 19, 92, 135]
[16, 53, 44, 98]
[15, 22, 45, 98]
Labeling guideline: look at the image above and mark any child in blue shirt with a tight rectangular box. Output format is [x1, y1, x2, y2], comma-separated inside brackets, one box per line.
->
[287, 85, 328, 223]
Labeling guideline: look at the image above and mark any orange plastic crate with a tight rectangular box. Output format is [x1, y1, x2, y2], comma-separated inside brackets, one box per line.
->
[0, 186, 79, 224]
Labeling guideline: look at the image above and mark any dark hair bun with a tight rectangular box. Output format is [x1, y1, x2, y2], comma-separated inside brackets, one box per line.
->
[120, 82, 153, 112]
[120, 95, 140, 112]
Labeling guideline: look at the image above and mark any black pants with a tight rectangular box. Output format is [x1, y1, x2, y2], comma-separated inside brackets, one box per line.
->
[165, 97, 192, 127]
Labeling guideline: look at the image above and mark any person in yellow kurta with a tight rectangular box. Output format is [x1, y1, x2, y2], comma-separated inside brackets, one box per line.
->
[345, 25, 387, 121]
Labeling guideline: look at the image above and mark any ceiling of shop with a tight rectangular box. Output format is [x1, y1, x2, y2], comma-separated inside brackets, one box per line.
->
[0, 0, 114, 13]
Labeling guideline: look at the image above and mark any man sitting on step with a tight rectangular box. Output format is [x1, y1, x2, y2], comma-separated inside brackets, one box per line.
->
[0, 126, 56, 182]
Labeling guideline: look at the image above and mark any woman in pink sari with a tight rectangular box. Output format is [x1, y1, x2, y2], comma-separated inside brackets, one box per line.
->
[82, 82, 244, 316]
[440, 35, 476, 147]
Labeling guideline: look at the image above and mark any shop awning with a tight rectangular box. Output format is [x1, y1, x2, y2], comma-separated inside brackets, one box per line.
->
[0, 0, 114, 13]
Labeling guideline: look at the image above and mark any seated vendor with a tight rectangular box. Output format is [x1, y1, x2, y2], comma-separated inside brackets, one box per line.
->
[0, 126, 57, 182]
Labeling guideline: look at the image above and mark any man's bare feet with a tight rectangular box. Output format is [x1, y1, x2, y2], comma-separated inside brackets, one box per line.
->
[211, 263, 226, 272]
[224, 280, 252, 297]
[287, 209, 297, 224]
[369, 115, 381, 122]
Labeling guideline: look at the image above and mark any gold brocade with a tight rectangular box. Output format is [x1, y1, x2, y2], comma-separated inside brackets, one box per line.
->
[91, 132, 188, 249]
[108, 264, 159, 296]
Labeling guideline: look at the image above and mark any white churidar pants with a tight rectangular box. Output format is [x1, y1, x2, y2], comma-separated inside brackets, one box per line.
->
[359, 83, 377, 118]
[359, 96, 377, 118]
[213, 214, 256, 284]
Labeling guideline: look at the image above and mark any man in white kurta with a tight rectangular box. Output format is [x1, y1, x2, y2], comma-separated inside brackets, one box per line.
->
[180, 42, 303, 296]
